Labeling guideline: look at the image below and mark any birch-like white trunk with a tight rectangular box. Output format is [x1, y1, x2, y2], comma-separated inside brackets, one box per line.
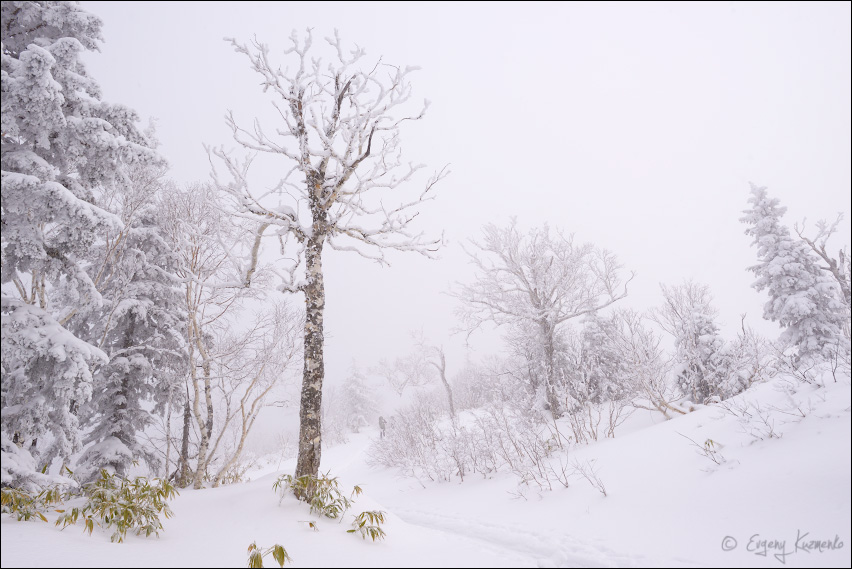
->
[295, 231, 326, 491]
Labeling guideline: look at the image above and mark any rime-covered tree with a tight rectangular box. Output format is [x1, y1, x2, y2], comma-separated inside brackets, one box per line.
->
[453, 220, 631, 418]
[741, 184, 849, 366]
[1, 295, 104, 471]
[209, 30, 445, 489]
[606, 309, 681, 418]
[652, 281, 728, 404]
[567, 313, 633, 407]
[67, 162, 186, 481]
[1, 1, 160, 476]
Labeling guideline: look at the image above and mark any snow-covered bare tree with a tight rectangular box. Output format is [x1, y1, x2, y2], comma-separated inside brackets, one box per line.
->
[417, 342, 455, 419]
[1, 0, 161, 478]
[206, 299, 302, 487]
[159, 181, 252, 489]
[375, 352, 434, 397]
[453, 220, 632, 418]
[741, 184, 850, 368]
[595, 309, 682, 419]
[209, 30, 445, 488]
[375, 333, 455, 417]
[794, 216, 852, 343]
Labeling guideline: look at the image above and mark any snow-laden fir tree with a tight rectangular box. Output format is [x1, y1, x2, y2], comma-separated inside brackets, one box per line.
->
[209, 30, 445, 491]
[1, 1, 160, 476]
[0, 295, 104, 472]
[339, 367, 377, 434]
[64, 162, 187, 481]
[741, 184, 849, 366]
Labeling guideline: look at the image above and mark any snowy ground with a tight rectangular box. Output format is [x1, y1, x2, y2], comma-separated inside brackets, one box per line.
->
[2, 375, 850, 568]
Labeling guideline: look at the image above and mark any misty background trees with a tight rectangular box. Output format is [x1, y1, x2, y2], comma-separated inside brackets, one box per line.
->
[2, 1, 849, 504]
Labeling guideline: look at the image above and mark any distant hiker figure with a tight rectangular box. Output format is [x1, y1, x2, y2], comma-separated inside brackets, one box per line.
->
[379, 416, 387, 439]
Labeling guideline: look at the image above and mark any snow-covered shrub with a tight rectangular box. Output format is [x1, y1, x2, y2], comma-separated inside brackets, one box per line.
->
[368, 394, 560, 488]
[564, 400, 633, 445]
[56, 470, 178, 543]
[216, 452, 260, 486]
[717, 320, 777, 395]
[365, 392, 460, 482]
[451, 362, 497, 411]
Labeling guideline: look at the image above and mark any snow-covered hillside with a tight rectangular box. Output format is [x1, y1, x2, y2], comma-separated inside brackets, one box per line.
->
[2, 374, 849, 568]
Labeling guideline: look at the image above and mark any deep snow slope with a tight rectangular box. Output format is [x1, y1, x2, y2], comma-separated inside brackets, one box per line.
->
[1, 374, 850, 568]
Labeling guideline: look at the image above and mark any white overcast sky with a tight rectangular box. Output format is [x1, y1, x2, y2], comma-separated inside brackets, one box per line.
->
[80, 1, 851, 383]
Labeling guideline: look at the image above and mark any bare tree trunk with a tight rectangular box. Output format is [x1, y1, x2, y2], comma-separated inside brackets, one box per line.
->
[430, 348, 455, 418]
[192, 356, 213, 489]
[177, 394, 191, 487]
[164, 386, 172, 479]
[190, 317, 215, 489]
[295, 233, 325, 495]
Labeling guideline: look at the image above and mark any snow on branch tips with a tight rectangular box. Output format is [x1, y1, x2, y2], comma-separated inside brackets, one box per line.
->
[209, 28, 446, 488]
[209, 28, 446, 288]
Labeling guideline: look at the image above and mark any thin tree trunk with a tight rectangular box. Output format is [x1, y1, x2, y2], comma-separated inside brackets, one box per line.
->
[186, 308, 216, 489]
[295, 233, 325, 497]
[164, 386, 172, 479]
[177, 392, 191, 487]
[430, 348, 455, 418]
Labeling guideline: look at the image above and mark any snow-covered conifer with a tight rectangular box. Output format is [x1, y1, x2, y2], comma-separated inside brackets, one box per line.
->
[741, 184, 848, 365]
[340, 367, 377, 434]
[68, 163, 186, 481]
[1, 1, 162, 479]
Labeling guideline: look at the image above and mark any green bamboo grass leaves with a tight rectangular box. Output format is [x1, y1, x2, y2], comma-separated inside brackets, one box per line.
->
[0, 485, 64, 522]
[56, 470, 178, 543]
[347, 510, 387, 541]
[273, 472, 357, 519]
[247, 542, 292, 568]
[271, 472, 386, 543]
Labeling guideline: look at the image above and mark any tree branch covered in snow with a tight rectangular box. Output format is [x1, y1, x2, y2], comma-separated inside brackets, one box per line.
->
[209, 29, 446, 293]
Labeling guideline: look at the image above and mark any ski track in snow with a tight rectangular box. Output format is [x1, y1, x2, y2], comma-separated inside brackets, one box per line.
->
[391, 507, 661, 568]
[332, 434, 694, 568]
